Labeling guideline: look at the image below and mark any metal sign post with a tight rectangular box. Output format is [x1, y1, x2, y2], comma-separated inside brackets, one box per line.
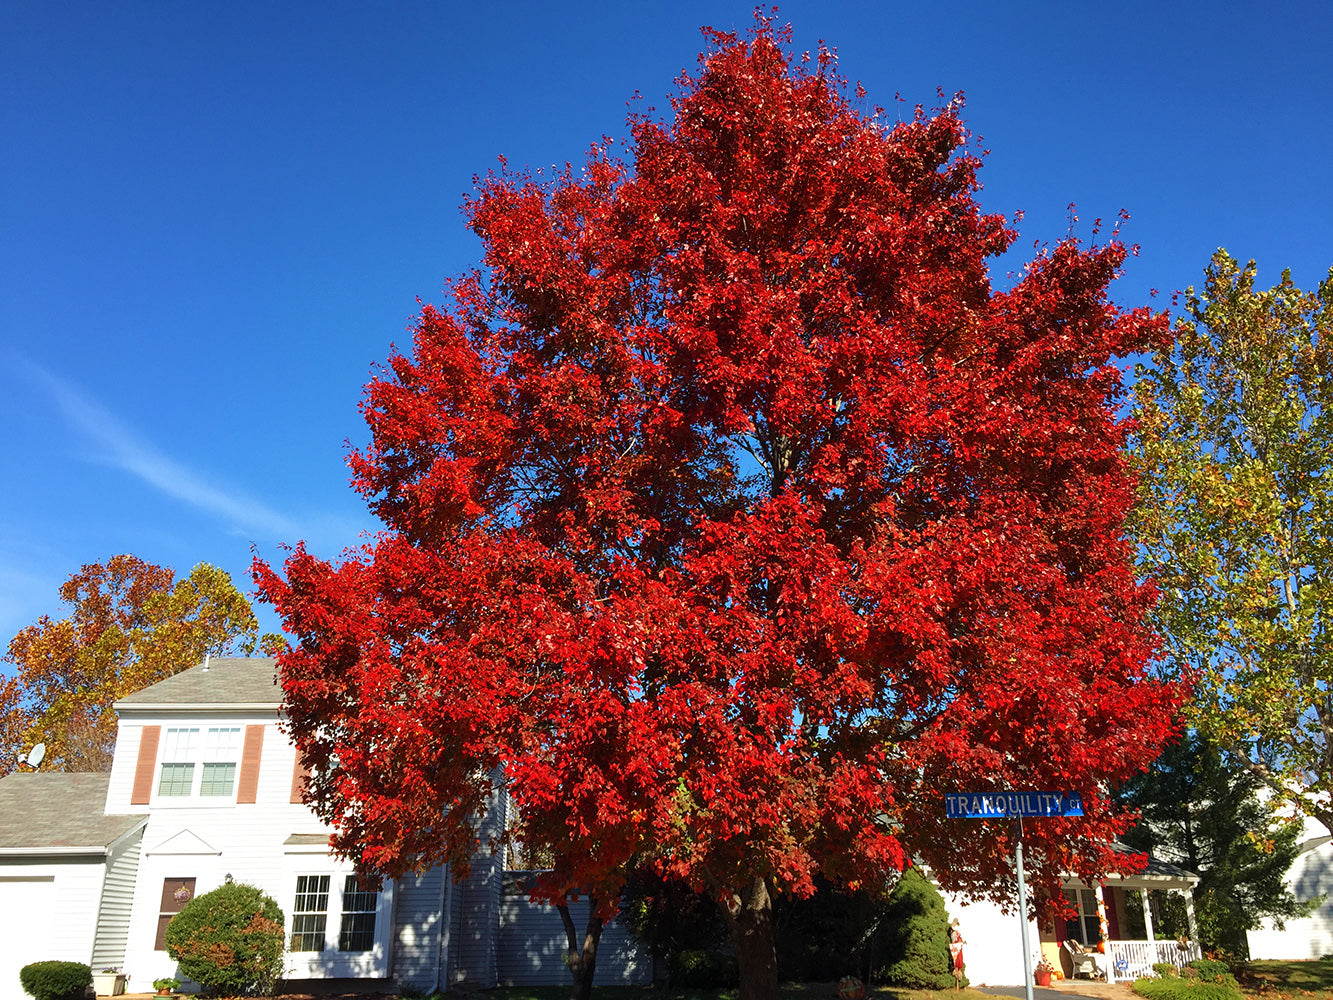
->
[946, 790, 1083, 995]
[1016, 821, 1033, 1000]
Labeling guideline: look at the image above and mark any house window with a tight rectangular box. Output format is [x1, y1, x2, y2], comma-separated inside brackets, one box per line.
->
[1063, 887, 1102, 945]
[158, 726, 241, 798]
[290, 875, 330, 951]
[338, 875, 378, 952]
[155, 877, 195, 950]
[158, 728, 199, 796]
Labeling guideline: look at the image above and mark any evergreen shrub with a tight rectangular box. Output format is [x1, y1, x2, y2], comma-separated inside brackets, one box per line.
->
[877, 867, 962, 990]
[19, 962, 91, 1000]
[1153, 963, 1179, 978]
[163, 882, 285, 995]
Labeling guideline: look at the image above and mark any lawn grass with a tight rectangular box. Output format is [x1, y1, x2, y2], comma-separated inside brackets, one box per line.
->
[1236, 958, 1333, 997]
[483, 984, 991, 1000]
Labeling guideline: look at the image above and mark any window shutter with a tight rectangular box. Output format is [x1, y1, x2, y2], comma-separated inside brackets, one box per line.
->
[291, 749, 312, 804]
[236, 725, 264, 804]
[131, 725, 161, 805]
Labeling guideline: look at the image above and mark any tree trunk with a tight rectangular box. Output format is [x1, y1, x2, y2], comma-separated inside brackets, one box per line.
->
[727, 876, 779, 1000]
[558, 895, 604, 1000]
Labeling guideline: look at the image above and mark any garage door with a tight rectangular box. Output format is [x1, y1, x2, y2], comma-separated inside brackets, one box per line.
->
[0, 876, 57, 1000]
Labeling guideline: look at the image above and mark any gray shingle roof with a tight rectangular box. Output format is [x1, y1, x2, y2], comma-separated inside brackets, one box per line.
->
[0, 773, 144, 852]
[284, 833, 332, 846]
[116, 657, 282, 707]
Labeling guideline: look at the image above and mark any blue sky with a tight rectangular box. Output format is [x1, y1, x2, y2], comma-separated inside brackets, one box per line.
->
[2, 1, 1331, 646]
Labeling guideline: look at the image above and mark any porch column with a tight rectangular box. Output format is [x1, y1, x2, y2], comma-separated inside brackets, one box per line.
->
[1141, 888, 1155, 942]
[1182, 890, 1198, 939]
[1096, 884, 1110, 944]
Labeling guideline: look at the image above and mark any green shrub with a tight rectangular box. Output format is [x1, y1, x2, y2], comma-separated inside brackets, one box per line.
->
[1153, 962, 1180, 978]
[668, 949, 739, 989]
[1187, 959, 1232, 980]
[19, 962, 91, 1000]
[163, 881, 285, 995]
[1132, 975, 1243, 1000]
[877, 867, 962, 990]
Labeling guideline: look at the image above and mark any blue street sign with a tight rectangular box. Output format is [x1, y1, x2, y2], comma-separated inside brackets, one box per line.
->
[945, 791, 1084, 819]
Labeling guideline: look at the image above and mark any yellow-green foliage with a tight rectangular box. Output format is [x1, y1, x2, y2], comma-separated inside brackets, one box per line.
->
[1131, 249, 1333, 826]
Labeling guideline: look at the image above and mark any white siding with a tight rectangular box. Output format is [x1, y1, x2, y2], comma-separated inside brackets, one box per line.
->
[118, 711, 359, 987]
[446, 863, 463, 986]
[450, 787, 507, 988]
[0, 857, 108, 1000]
[1248, 838, 1333, 960]
[497, 892, 652, 986]
[391, 865, 448, 990]
[92, 829, 145, 968]
[104, 721, 149, 815]
[942, 891, 1039, 987]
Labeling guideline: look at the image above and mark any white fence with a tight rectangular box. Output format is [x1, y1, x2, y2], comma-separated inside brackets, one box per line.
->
[1105, 939, 1203, 982]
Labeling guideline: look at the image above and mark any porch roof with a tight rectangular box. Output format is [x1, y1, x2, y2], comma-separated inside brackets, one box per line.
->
[1063, 842, 1198, 891]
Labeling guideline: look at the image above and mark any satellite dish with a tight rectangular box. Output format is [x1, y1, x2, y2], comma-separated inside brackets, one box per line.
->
[25, 744, 45, 769]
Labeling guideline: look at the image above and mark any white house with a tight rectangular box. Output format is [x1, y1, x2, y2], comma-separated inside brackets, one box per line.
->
[5, 654, 1215, 995]
[1247, 812, 1333, 960]
[939, 847, 1201, 986]
[0, 773, 146, 1000]
[1, 657, 650, 1000]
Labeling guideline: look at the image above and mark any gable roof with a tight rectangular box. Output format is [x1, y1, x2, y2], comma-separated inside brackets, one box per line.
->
[115, 657, 282, 709]
[0, 772, 145, 854]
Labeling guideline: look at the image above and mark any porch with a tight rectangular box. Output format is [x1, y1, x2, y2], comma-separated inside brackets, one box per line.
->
[1039, 855, 1202, 984]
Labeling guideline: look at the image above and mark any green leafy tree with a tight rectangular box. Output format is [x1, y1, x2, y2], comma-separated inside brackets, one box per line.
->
[1130, 250, 1333, 830]
[1119, 732, 1313, 956]
[2, 555, 280, 773]
[878, 867, 960, 990]
[163, 882, 285, 995]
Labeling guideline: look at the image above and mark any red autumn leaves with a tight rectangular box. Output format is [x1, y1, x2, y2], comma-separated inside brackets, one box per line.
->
[256, 18, 1178, 941]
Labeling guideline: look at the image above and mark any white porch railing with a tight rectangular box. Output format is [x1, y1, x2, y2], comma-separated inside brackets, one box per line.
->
[1105, 939, 1203, 983]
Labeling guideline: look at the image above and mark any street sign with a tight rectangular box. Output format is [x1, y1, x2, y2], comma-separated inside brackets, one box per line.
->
[944, 790, 1084, 819]
[944, 790, 1085, 1000]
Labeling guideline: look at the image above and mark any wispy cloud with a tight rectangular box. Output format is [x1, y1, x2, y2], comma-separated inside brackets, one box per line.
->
[24, 362, 302, 541]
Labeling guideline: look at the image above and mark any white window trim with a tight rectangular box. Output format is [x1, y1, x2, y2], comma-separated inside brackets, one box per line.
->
[151, 725, 243, 805]
[282, 864, 394, 977]
[1064, 887, 1102, 945]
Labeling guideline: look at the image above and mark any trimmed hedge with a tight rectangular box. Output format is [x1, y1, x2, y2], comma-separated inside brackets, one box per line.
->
[1133, 975, 1242, 1000]
[163, 882, 285, 995]
[19, 962, 91, 1000]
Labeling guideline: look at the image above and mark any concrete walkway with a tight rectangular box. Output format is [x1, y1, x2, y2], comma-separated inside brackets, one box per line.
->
[978, 978, 1138, 1000]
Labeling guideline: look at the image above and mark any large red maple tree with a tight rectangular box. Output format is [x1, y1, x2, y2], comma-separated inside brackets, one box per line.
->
[257, 19, 1180, 1000]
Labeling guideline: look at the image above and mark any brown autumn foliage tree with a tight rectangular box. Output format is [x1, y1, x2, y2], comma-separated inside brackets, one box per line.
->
[2, 555, 276, 773]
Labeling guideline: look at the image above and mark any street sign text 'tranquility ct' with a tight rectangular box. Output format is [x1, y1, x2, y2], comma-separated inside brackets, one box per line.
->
[944, 791, 1085, 819]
